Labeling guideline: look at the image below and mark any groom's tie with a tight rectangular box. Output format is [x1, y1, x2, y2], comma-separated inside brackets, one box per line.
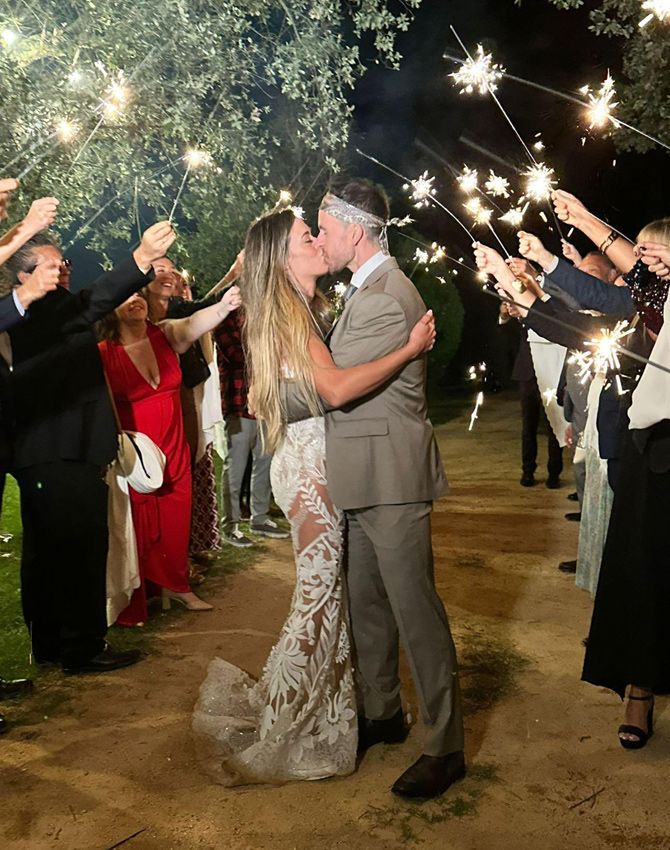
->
[342, 283, 358, 304]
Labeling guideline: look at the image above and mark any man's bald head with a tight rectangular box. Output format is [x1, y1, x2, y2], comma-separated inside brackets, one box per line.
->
[578, 251, 617, 284]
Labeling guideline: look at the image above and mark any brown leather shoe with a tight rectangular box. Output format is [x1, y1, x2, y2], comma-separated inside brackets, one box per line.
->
[392, 751, 466, 799]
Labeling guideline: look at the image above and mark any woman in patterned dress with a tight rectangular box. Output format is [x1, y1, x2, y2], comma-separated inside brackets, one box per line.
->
[192, 207, 435, 785]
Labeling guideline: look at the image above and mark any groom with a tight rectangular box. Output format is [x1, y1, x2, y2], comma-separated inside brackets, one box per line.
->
[312, 179, 465, 799]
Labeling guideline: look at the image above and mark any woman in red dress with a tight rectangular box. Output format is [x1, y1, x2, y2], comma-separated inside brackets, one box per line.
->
[98, 286, 242, 626]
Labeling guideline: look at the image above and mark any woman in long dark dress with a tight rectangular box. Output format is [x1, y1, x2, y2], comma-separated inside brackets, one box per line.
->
[477, 193, 670, 749]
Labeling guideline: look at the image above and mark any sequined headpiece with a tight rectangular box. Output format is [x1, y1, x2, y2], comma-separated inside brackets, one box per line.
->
[320, 192, 402, 254]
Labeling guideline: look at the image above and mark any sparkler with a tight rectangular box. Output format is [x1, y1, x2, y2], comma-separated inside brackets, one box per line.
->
[1, 28, 18, 47]
[484, 170, 510, 198]
[278, 189, 293, 205]
[169, 148, 212, 222]
[450, 44, 504, 95]
[403, 171, 436, 208]
[499, 203, 529, 228]
[468, 392, 484, 431]
[356, 148, 476, 242]
[55, 119, 78, 143]
[640, 0, 670, 27]
[523, 163, 557, 203]
[583, 74, 620, 130]
[430, 243, 447, 263]
[456, 166, 478, 193]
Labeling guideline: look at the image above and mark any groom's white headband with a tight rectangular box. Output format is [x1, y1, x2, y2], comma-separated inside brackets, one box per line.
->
[319, 193, 390, 254]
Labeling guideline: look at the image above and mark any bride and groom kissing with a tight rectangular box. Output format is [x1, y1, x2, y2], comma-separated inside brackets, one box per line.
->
[193, 178, 464, 800]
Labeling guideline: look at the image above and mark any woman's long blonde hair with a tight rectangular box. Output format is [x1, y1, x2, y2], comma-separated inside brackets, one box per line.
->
[242, 207, 332, 452]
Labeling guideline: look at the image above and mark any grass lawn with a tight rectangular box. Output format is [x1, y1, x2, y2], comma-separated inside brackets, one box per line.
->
[0, 469, 265, 691]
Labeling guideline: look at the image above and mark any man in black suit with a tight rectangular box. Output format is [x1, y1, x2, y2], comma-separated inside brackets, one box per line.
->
[5, 221, 175, 675]
[0, 181, 62, 731]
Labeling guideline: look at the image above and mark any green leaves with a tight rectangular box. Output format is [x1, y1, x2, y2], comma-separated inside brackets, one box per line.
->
[0, 0, 421, 286]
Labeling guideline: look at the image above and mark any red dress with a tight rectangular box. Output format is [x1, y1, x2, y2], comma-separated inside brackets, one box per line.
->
[99, 323, 191, 625]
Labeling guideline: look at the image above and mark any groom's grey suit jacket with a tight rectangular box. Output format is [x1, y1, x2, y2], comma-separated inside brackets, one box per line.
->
[282, 256, 447, 510]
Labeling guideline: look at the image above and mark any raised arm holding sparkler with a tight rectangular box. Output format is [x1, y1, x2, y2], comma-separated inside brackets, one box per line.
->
[0, 188, 59, 268]
[552, 190, 636, 273]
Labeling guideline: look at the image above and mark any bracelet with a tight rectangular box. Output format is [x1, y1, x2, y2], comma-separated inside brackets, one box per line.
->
[599, 230, 620, 255]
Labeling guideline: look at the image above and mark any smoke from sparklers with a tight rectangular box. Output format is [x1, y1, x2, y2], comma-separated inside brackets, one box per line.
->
[450, 44, 505, 95]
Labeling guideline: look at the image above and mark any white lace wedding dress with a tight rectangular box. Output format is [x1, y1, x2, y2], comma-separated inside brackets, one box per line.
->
[192, 417, 357, 785]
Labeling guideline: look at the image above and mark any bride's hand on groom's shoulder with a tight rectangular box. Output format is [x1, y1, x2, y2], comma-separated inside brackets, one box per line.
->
[408, 310, 436, 357]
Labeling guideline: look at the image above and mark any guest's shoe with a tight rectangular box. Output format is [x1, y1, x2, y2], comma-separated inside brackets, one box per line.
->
[161, 589, 214, 612]
[567, 491, 579, 502]
[558, 559, 577, 574]
[191, 550, 218, 568]
[358, 708, 408, 754]
[392, 751, 466, 800]
[0, 677, 33, 699]
[520, 472, 536, 487]
[223, 525, 254, 548]
[619, 693, 654, 750]
[250, 519, 289, 539]
[63, 644, 141, 675]
[565, 512, 581, 522]
[0, 713, 7, 735]
[546, 475, 561, 489]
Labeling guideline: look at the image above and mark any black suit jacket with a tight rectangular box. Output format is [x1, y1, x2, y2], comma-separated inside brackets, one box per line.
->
[0, 291, 25, 470]
[9, 257, 151, 470]
[0, 291, 23, 332]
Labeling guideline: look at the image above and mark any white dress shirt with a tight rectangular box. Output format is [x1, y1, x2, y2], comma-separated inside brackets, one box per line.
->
[350, 251, 388, 291]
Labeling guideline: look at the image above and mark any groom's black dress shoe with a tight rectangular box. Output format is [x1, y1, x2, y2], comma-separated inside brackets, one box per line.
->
[357, 708, 408, 754]
[392, 751, 466, 799]
[63, 645, 141, 675]
[0, 677, 33, 698]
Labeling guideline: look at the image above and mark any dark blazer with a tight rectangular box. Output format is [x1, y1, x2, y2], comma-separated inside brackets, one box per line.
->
[9, 257, 151, 470]
[0, 291, 24, 332]
[545, 258, 634, 318]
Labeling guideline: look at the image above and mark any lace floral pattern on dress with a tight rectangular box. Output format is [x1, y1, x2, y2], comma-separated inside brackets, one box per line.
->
[192, 417, 357, 785]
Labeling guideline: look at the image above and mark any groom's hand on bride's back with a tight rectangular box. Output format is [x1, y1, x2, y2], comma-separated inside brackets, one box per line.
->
[407, 310, 436, 357]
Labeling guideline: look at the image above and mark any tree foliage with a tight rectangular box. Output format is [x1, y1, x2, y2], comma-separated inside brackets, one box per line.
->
[524, 0, 670, 155]
[0, 0, 420, 283]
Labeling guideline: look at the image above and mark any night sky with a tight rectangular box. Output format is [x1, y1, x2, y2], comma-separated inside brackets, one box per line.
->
[349, 0, 670, 372]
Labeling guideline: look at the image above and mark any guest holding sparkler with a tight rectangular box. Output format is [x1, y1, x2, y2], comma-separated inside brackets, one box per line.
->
[7, 221, 176, 674]
[98, 284, 242, 625]
[475, 232, 670, 751]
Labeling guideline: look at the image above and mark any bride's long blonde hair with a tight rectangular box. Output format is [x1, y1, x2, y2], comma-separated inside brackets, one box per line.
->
[242, 207, 332, 452]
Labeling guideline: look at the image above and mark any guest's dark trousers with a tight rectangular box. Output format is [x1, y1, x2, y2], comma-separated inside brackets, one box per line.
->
[519, 379, 563, 478]
[16, 460, 108, 668]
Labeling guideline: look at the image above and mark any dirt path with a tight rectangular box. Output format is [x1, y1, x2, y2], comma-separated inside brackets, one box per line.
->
[2, 394, 669, 850]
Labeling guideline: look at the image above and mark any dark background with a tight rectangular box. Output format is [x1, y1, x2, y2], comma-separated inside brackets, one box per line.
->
[349, 0, 670, 377]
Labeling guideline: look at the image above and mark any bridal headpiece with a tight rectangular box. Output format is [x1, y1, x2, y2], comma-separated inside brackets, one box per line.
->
[319, 193, 412, 255]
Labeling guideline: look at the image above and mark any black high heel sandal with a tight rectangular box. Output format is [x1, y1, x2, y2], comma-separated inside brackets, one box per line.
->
[618, 692, 654, 750]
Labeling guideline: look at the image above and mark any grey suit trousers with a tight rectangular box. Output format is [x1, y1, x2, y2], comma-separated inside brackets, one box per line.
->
[346, 501, 464, 757]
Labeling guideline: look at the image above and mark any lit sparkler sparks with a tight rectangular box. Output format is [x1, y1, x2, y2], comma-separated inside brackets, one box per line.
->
[414, 248, 429, 265]
[640, 1, 670, 27]
[103, 72, 130, 120]
[403, 171, 436, 208]
[430, 243, 447, 263]
[456, 166, 478, 193]
[1, 28, 18, 47]
[569, 321, 637, 383]
[499, 203, 529, 228]
[55, 119, 78, 142]
[468, 392, 485, 431]
[278, 189, 293, 205]
[484, 170, 510, 198]
[584, 74, 619, 129]
[184, 148, 213, 169]
[451, 44, 505, 95]
[523, 163, 557, 203]
[464, 196, 493, 226]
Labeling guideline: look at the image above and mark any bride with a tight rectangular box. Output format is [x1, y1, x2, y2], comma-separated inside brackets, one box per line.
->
[192, 206, 435, 785]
